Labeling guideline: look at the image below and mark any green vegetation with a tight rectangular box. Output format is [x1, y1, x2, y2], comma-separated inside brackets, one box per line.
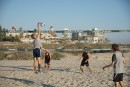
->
[0, 51, 33, 60]
[0, 51, 64, 60]
[0, 25, 20, 42]
[33, 28, 37, 33]
[2, 36, 20, 42]
[0, 25, 4, 41]
[51, 52, 65, 60]
[111, 30, 120, 32]
[42, 44, 61, 49]
[65, 51, 82, 56]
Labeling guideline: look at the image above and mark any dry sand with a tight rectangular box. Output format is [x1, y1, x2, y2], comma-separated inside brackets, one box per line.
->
[0, 52, 129, 87]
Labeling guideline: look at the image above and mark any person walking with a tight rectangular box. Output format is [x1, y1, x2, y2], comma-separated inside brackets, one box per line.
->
[79, 47, 92, 73]
[103, 44, 126, 87]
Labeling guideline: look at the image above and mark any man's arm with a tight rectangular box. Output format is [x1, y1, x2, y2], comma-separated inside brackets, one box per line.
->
[37, 22, 41, 39]
[87, 52, 90, 59]
[123, 57, 126, 64]
[49, 52, 51, 65]
[103, 54, 116, 70]
[103, 61, 115, 70]
[78, 53, 82, 61]
[85, 52, 90, 62]
[122, 53, 126, 64]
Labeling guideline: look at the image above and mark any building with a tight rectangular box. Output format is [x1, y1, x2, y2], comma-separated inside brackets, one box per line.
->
[81, 35, 98, 43]
[62, 28, 72, 39]
[11, 26, 16, 32]
[92, 28, 105, 43]
[72, 31, 83, 40]
[5, 26, 106, 44]
[71, 28, 105, 43]
[6, 26, 59, 44]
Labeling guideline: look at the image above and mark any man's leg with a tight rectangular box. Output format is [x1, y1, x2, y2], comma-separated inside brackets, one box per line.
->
[47, 64, 50, 71]
[33, 58, 37, 72]
[115, 82, 119, 87]
[38, 57, 41, 72]
[44, 63, 47, 73]
[48, 64, 50, 70]
[87, 66, 92, 72]
[44, 64, 47, 72]
[46, 64, 49, 73]
[119, 81, 124, 87]
[80, 66, 83, 72]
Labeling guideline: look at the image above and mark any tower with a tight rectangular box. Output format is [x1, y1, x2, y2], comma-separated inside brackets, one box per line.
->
[12, 26, 16, 32]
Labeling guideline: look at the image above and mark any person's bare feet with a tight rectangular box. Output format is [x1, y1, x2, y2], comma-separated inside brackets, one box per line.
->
[34, 71, 38, 74]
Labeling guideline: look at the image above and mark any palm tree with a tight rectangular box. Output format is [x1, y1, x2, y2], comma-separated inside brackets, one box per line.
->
[0, 25, 3, 41]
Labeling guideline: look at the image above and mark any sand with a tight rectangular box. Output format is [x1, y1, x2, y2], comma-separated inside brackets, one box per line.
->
[0, 52, 129, 87]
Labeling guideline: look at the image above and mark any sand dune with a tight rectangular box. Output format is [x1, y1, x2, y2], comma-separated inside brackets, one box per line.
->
[0, 53, 129, 87]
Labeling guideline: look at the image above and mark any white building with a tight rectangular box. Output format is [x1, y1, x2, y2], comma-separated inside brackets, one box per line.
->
[62, 28, 72, 39]
[20, 38, 33, 43]
[78, 28, 105, 43]
[6, 32, 20, 37]
[92, 28, 105, 43]
[6, 31, 59, 44]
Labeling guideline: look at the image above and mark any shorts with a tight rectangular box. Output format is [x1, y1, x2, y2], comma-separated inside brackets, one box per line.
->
[45, 60, 50, 64]
[81, 60, 89, 66]
[33, 48, 41, 58]
[113, 73, 123, 82]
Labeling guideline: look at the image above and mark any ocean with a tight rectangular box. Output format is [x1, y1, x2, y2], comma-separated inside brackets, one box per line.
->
[57, 32, 130, 44]
[105, 32, 130, 44]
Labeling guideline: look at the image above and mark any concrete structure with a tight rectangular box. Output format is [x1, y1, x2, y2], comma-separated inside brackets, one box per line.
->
[6, 26, 59, 44]
[6, 26, 106, 44]
[11, 26, 16, 32]
[70, 28, 105, 43]
[6, 32, 20, 37]
[62, 28, 72, 39]
[92, 28, 105, 43]
[72, 31, 82, 40]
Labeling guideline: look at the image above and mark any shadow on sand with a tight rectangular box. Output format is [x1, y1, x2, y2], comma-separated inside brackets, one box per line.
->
[0, 76, 34, 85]
[124, 58, 130, 86]
[42, 84, 54, 87]
[0, 65, 33, 71]
[126, 65, 130, 84]
[51, 68, 71, 72]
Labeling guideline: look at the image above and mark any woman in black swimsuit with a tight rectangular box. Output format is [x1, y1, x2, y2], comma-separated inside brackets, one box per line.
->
[44, 50, 51, 72]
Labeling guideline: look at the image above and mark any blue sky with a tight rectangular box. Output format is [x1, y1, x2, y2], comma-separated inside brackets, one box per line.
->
[0, 0, 130, 30]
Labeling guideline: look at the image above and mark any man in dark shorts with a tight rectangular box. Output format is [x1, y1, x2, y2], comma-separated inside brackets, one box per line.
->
[103, 44, 125, 87]
[31, 22, 43, 74]
[79, 47, 92, 73]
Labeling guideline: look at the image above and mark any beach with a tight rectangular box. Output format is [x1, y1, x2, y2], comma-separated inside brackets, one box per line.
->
[0, 52, 129, 87]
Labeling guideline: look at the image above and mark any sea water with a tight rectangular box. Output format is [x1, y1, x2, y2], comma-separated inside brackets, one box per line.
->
[105, 32, 130, 44]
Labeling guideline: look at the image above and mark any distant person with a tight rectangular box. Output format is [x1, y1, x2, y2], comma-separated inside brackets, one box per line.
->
[44, 50, 51, 73]
[103, 44, 126, 87]
[79, 47, 92, 73]
[31, 22, 43, 74]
